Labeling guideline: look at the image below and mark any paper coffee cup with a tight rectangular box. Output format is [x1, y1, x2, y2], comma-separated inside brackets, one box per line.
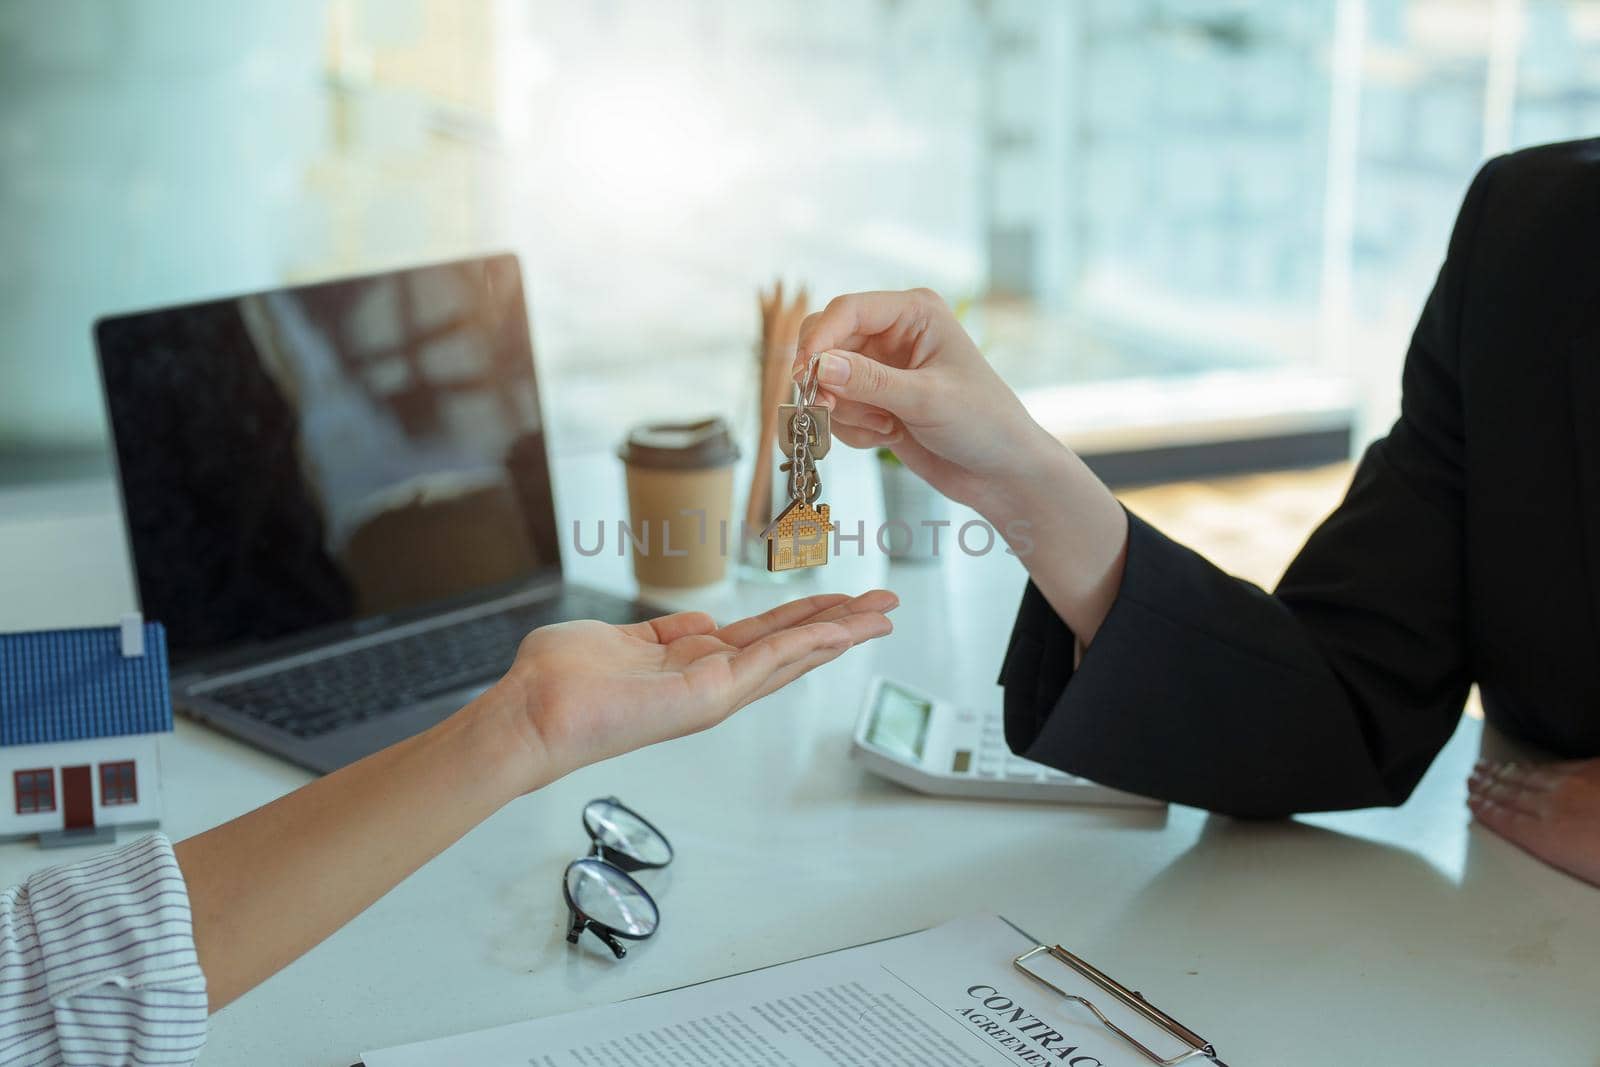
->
[618, 418, 739, 588]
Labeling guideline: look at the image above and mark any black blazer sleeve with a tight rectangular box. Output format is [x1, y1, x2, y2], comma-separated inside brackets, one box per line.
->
[1001, 156, 1504, 818]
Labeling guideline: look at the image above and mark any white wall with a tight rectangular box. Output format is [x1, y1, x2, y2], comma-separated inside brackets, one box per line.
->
[0, 734, 164, 838]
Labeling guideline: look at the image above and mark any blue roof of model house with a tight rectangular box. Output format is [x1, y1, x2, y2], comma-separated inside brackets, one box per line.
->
[0, 622, 173, 745]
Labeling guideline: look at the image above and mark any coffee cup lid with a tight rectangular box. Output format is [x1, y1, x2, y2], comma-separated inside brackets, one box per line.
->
[618, 417, 740, 469]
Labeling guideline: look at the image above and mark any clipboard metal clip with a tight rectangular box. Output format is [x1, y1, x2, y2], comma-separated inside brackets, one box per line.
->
[1013, 945, 1227, 1067]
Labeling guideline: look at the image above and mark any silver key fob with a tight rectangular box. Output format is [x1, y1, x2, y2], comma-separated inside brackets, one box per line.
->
[778, 404, 830, 460]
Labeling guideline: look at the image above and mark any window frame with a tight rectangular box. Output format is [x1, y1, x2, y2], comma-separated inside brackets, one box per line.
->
[13, 768, 56, 815]
[98, 761, 138, 807]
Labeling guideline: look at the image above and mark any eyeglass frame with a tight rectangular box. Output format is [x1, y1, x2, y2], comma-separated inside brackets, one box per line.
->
[562, 796, 674, 960]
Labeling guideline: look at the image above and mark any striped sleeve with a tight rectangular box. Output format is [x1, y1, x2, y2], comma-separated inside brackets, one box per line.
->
[0, 834, 208, 1066]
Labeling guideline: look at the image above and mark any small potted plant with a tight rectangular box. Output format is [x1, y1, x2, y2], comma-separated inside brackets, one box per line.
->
[877, 448, 947, 561]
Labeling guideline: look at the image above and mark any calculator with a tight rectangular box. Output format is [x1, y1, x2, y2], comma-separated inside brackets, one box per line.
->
[850, 676, 1162, 806]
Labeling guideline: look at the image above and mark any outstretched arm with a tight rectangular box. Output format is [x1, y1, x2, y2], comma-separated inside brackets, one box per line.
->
[797, 161, 1505, 817]
[794, 288, 1129, 646]
[174, 590, 896, 1010]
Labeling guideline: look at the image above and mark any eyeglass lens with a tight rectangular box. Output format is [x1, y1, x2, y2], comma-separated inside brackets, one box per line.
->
[583, 798, 672, 867]
[565, 858, 659, 937]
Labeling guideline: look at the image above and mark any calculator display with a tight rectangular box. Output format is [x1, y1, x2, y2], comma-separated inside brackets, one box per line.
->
[865, 683, 932, 762]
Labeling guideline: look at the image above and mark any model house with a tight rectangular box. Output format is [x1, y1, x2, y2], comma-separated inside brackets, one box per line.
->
[0, 614, 172, 846]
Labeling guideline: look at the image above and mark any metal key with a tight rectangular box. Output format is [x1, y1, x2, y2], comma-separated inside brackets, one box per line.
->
[763, 354, 832, 571]
[777, 404, 830, 460]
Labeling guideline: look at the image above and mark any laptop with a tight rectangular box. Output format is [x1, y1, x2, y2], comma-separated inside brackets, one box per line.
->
[95, 253, 655, 774]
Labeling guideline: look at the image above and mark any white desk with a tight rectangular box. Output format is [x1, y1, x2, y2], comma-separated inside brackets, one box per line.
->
[2, 452, 1598, 1066]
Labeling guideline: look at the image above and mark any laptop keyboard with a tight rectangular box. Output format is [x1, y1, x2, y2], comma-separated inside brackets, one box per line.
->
[207, 591, 651, 739]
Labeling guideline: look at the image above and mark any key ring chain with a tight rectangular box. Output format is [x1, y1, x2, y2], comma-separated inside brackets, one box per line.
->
[789, 353, 821, 504]
[761, 352, 832, 571]
[797, 352, 821, 408]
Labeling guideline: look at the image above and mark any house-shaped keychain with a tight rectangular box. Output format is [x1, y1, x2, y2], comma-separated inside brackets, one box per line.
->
[0, 613, 172, 847]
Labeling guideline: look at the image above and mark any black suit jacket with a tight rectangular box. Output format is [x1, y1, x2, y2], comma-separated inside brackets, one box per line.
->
[1001, 139, 1600, 818]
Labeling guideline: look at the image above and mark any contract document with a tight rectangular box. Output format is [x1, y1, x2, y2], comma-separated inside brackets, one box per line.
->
[362, 914, 1214, 1067]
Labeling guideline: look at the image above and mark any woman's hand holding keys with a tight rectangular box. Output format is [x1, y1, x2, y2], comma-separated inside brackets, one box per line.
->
[794, 289, 1047, 513]
[795, 288, 1130, 644]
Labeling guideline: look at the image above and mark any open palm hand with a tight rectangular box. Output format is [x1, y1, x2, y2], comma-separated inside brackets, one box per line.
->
[497, 591, 897, 790]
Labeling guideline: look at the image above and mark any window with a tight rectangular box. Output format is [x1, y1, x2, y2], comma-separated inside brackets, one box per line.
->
[99, 762, 137, 806]
[7, 2, 1600, 468]
[14, 769, 55, 814]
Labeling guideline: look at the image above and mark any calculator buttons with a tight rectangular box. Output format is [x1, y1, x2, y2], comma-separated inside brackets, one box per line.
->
[951, 750, 972, 774]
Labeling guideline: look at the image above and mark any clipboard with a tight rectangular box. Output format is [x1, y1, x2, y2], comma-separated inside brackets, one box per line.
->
[1013, 941, 1229, 1066]
[357, 915, 1231, 1067]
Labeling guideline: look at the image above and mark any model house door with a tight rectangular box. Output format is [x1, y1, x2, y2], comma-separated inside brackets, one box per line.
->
[61, 766, 93, 831]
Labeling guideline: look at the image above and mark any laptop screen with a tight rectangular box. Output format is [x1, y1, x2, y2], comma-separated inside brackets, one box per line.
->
[96, 254, 560, 667]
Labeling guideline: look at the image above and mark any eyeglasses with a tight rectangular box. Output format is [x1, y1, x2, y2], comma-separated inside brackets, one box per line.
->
[562, 797, 674, 959]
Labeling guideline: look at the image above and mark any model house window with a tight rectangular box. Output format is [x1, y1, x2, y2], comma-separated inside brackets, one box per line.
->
[14, 769, 55, 814]
[99, 762, 137, 806]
